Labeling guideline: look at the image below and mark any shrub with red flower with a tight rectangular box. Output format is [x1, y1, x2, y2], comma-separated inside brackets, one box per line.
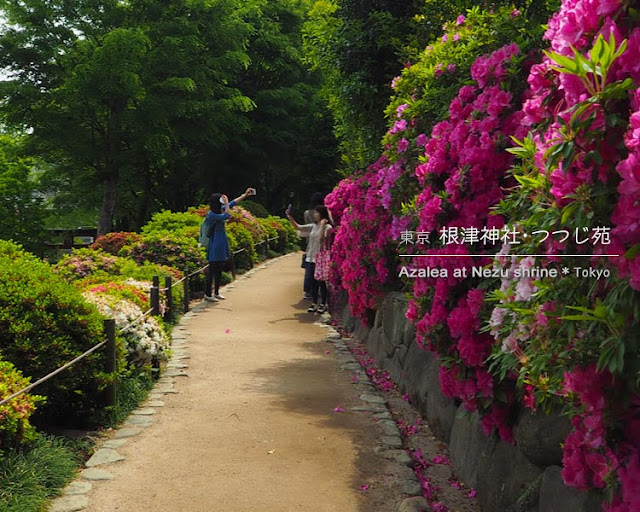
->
[91, 232, 142, 255]
[327, 2, 640, 508]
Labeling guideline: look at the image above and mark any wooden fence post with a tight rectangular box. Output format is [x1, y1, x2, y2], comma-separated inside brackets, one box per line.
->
[164, 276, 173, 322]
[151, 275, 160, 316]
[104, 318, 117, 407]
[183, 276, 190, 313]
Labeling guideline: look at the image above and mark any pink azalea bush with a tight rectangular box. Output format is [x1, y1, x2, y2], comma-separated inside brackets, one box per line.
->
[404, 42, 530, 442]
[325, 164, 396, 320]
[487, 0, 640, 507]
[328, 1, 640, 508]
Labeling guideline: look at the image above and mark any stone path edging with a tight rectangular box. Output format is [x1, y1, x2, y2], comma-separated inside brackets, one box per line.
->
[320, 330, 431, 512]
[47, 254, 292, 512]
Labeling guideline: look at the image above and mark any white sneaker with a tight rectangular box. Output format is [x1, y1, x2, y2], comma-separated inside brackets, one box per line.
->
[204, 295, 219, 302]
[214, 293, 226, 300]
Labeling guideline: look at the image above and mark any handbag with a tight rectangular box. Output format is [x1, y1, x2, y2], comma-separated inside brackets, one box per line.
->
[301, 252, 307, 268]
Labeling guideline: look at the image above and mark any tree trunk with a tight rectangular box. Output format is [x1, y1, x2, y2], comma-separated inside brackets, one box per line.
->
[97, 103, 122, 237]
[98, 172, 118, 237]
[135, 159, 152, 230]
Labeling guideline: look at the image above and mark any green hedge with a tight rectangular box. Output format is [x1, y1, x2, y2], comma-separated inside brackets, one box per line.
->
[0, 242, 113, 425]
[140, 209, 201, 237]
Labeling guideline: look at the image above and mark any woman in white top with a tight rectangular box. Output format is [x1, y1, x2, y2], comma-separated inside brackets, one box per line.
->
[302, 192, 325, 299]
[286, 204, 333, 313]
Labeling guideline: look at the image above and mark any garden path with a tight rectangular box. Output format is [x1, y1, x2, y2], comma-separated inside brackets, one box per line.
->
[82, 252, 396, 512]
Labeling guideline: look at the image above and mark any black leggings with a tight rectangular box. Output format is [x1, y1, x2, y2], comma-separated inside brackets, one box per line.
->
[308, 262, 328, 305]
[205, 261, 226, 296]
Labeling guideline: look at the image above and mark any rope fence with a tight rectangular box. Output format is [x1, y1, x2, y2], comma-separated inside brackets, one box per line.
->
[118, 307, 155, 334]
[0, 235, 285, 410]
[0, 338, 109, 408]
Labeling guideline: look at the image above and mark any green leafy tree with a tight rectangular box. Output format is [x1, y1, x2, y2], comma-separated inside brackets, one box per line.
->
[0, 0, 255, 235]
[303, 0, 424, 170]
[0, 135, 46, 253]
[209, 0, 340, 214]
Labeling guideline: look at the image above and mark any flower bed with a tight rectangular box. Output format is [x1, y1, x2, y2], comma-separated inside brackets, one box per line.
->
[82, 291, 170, 367]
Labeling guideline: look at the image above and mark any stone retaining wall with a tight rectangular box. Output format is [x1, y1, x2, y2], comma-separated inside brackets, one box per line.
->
[340, 291, 604, 512]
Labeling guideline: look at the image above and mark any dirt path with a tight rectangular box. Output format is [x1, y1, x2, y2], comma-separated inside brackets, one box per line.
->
[84, 253, 398, 512]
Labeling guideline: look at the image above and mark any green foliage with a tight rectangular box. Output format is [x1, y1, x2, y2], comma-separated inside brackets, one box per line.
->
[0, 435, 81, 512]
[0, 0, 337, 232]
[0, 0, 256, 234]
[219, 0, 340, 216]
[43, 207, 99, 231]
[99, 367, 154, 427]
[256, 218, 279, 255]
[264, 215, 297, 252]
[140, 210, 201, 237]
[227, 222, 257, 269]
[0, 242, 111, 425]
[240, 199, 270, 218]
[386, 4, 546, 143]
[0, 359, 44, 450]
[544, 32, 629, 96]
[228, 206, 267, 245]
[221, 271, 233, 286]
[120, 232, 206, 276]
[0, 135, 46, 254]
[303, 0, 424, 169]
[490, 101, 640, 406]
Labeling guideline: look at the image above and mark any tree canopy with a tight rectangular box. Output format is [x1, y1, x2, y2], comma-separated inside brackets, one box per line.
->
[0, 0, 338, 235]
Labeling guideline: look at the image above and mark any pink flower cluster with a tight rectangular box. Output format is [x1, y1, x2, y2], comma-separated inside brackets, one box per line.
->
[325, 164, 395, 320]
[562, 366, 618, 490]
[561, 367, 640, 511]
[350, 341, 397, 393]
[407, 44, 526, 440]
[523, 0, 640, 289]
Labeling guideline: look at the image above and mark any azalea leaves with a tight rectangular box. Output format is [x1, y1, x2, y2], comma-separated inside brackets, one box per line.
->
[544, 32, 628, 96]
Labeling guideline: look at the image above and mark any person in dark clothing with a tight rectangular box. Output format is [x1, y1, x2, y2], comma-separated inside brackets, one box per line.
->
[203, 188, 255, 301]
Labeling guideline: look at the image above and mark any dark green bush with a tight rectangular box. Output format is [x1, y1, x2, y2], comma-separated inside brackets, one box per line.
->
[264, 215, 297, 253]
[239, 199, 270, 218]
[0, 242, 112, 425]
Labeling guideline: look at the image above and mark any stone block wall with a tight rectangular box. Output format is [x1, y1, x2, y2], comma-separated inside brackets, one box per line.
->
[339, 291, 604, 512]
